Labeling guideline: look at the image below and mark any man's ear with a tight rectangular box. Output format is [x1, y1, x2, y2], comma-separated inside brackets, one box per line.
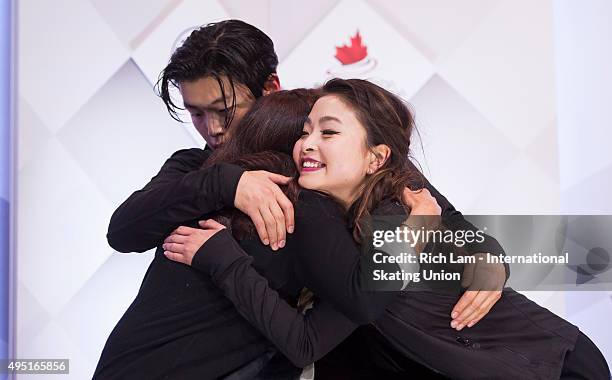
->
[262, 73, 281, 95]
[368, 144, 391, 174]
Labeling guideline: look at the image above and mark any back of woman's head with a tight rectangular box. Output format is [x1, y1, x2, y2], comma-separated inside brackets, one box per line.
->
[320, 78, 422, 240]
[205, 88, 319, 237]
[208, 88, 319, 165]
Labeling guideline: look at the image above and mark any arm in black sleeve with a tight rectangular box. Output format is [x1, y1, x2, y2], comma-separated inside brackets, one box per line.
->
[195, 192, 400, 325]
[192, 230, 358, 368]
[289, 194, 401, 323]
[107, 148, 245, 253]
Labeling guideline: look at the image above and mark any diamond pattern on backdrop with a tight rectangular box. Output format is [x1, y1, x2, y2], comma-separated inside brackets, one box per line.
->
[523, 120, 560, 183]
[15, 282, 50, 356]
[57, 59, 195, 207]
[561, 163, 612, 214]
[132, 0, 229, 85]
[90, 0, 181, 50]
[17, 138, 114, 317]
[565, 291, 612, 364]
[18, 320, 93, 380]
[467, 153, 561, 214]
[17, 0, 612, 375]
[410, 74, 520, 211]
[17, 0, 130, 133]
[17, 98, 54, 172]
[436, 0, 556, 150]
[218, 0, 272, 36]
[56, 253, 155, 373]
[268, 0, 342, 61]
[366, 0, 502, 63]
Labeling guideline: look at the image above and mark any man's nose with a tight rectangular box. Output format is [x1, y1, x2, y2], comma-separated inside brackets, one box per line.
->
[207, 117, 225, 139]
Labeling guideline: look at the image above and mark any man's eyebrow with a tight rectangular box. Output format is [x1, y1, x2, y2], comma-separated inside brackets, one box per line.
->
[183, 102, 200, 110]
[184, 98, 228, 111]
[210, 96, 227, 106]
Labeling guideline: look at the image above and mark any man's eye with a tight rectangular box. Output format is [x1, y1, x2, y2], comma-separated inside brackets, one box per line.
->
[217, 105, 235, 116]
[191, 113, 202, 118]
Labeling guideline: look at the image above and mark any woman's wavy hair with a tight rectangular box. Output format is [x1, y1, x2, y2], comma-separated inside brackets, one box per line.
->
[320, 78, 423, 242]
[204, 88, 319, 238]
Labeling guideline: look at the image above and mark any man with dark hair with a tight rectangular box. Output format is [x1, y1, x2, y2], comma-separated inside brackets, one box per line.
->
[158, 20, 281, 148]
[107, 20, 293, 256]
[98, 19, 506, 379]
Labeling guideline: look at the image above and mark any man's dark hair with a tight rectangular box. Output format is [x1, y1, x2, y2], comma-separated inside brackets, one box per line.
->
[156, 19, 279, 125]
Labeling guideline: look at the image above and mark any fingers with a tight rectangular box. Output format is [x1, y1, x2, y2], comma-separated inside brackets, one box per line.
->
[259, 207, 279, 250]
[250, 212, 269, 246]
[198, 219, 226, 230]
[276, 191, 295, 234]
[164, 234, 188, 244]
[402, 188, 440, 216]
[454, 290, 488, 329]
[268, 180, 294, 242]
[401, 187, 418, 208]
[234, 171, 294, 248]
[451, 291, 500, 330]
[451, 290, 477, 322]
[171, 226, 196, 235]
[266, 172, 292, 185]
[163, 250, 186, 265]
[464, 292, 501, 328]
[268, 202, 286, 249]
[162, 242, 185, 253]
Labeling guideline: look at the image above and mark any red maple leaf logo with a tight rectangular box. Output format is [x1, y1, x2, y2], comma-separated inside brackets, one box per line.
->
[335, 31, 368, 65]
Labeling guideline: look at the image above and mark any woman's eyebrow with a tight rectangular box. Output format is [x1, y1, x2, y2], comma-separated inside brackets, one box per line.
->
[319, 115, 341, 124]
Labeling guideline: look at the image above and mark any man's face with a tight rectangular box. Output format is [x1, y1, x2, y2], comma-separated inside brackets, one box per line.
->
[179, 76, 254, 149]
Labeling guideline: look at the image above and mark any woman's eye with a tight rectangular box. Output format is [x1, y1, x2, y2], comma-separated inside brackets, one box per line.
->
[322, 129, 339, 136]
[300, 130, 309, 136]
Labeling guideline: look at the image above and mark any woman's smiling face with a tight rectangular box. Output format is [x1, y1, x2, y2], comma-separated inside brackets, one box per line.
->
[293, 95, 371, 208]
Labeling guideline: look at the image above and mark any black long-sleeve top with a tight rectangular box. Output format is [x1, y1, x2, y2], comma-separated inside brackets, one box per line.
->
[190, 191, 578, 379]
[98, 148, 511, 378]
[95, 182, 363, 379]
[106, 148, 506, 258]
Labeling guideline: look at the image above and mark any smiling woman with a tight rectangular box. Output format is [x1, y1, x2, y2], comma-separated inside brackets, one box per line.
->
[297, 79, 420, 242]
[166, 78, 609, 380]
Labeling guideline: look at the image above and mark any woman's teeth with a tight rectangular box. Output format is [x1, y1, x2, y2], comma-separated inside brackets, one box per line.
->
[303, 161, 324, 168]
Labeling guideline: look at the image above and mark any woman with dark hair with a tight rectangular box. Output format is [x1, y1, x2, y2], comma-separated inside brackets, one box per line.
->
[164, 79, 610, 379]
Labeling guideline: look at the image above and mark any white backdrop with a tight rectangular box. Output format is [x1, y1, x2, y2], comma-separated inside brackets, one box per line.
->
[14, 0, 611, 378]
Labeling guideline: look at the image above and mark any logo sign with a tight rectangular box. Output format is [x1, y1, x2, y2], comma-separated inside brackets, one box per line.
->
[278, 0, 434, 100]
[327, 31, 378, 77]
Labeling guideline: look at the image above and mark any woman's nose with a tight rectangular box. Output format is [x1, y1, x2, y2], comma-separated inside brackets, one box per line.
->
[302, 134, 317, 152]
